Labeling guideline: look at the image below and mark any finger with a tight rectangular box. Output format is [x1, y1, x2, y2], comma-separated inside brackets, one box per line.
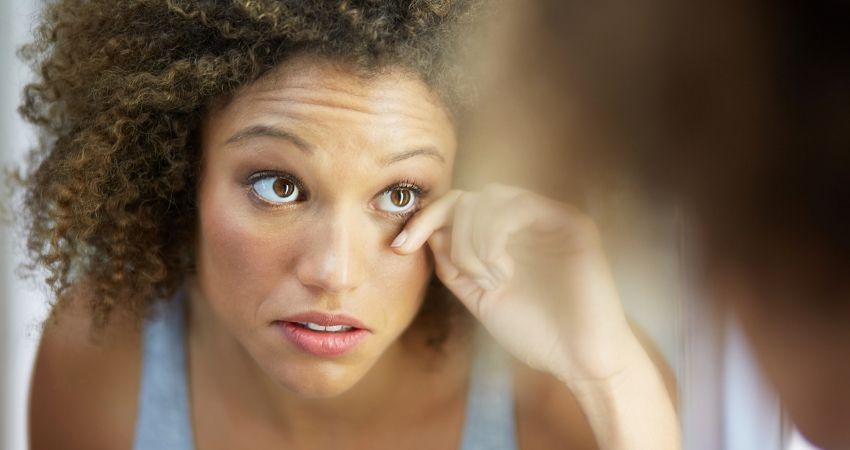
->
[472, 190, 535, 264]
[482, 191, 600, 258]
[467, 187, 541, 283]
[426, 228, 460, 283]
[451, 192, 499, 289]
[391, 190, 463, 254]
[429, 230, 492, 313]
[522, 196, 604, 255]
[492, 253, 515, 283]
[517, 191, 593, 236]
[477, 207, 534, 282]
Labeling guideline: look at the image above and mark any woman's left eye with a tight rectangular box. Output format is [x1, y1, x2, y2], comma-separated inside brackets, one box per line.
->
[376, 187, 419, 214]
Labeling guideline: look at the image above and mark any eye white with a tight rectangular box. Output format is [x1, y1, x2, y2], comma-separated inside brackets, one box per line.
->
[252, 176, 299, 204]
[376, 188, 417, 213]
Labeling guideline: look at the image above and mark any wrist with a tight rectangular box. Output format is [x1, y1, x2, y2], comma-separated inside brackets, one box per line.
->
[560, 344, 681, 450]
[553, 330, 648, 387]
[566, 349, 657, 400]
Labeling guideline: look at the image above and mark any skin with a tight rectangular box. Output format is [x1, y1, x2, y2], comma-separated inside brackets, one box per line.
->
[394, 186, 680, 449]
[29, 54, 678, 450]
[188, 54, 465, 447]
[192, 54, 455, 397]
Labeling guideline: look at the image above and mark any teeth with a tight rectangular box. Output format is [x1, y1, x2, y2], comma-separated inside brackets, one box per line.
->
[299, 322, 353, 332]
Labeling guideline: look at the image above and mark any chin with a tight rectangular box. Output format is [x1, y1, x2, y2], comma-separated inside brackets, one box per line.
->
[269, 357, 374, 399]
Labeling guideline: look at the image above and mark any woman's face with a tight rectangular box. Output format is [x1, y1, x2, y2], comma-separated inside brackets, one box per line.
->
[194, 55, 456, 398]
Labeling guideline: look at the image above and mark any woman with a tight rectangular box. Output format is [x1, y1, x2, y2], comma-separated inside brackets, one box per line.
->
[20, 1, 678, 449]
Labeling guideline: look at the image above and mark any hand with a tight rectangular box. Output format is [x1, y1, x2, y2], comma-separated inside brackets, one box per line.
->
[392, 185, 643, 383]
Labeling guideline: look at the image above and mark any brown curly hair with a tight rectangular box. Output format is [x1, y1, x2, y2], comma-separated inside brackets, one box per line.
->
[18, 0, 480, 340]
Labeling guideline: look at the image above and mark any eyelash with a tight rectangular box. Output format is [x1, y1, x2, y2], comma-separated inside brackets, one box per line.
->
[382, 178, 429, 219]
[244, 171, 429, 219]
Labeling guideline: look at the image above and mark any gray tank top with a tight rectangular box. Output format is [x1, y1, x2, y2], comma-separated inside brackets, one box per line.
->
[133, 290, 519, 450]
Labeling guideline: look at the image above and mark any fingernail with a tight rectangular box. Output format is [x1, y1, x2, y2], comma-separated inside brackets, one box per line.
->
[391, 230, 408, 248]
[477, 277, 498, 291]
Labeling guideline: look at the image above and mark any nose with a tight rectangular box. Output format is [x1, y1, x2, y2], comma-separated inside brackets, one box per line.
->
[296, 206, 368, 294]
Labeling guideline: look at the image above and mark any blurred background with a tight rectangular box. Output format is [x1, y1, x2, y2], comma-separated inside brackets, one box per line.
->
[2, 2, 51, 449]
[0, 1, 822, 449]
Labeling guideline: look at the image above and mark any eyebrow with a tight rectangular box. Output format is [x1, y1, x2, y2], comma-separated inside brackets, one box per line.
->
[224, 125, 313, 153]
[224, 124, 445, 165]
[380, 148, 446, 166]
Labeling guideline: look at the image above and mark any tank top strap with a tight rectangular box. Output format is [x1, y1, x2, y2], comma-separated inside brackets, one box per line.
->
[132, 292, 518, 450]
[459, 334, 519, 450]
[133, 288, 195, 450]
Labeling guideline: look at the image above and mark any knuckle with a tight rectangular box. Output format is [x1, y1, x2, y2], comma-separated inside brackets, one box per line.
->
[480, 250, 500, 264]
[450, 248, 479, 275]
[450, 243, 467, 265]
[457, 261, 485, 278]
[434, 263, 457, 281]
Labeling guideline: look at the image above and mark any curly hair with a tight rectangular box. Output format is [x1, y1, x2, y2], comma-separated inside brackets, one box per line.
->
[17, 0, 480, 340]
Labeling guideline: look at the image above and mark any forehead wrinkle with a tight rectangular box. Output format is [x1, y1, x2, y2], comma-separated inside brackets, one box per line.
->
[248, 68, 443, 105]
[230, 109, 448, 166]
[247, 95, 441, 126]
[224, 69, 456, 165]
[239, 105, 448, 152]
[244, 70, 445, 110]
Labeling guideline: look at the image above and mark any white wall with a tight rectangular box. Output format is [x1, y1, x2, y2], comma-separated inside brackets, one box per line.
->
[2, 1, 50, 450]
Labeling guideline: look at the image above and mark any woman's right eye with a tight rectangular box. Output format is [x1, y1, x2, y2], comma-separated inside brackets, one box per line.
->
[250, 175, 302, 205]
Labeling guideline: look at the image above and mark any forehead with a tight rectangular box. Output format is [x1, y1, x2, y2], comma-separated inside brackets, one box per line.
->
[202, 55, 457, 160]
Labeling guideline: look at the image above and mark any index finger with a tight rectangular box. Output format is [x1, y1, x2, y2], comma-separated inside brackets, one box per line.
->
[391, 189, 464, 254]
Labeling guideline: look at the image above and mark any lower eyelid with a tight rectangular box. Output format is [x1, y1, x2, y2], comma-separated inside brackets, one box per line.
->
[394, 199, 424, 217]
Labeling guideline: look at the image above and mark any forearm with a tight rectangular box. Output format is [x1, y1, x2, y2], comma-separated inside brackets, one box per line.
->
[561, 338, 681, 450]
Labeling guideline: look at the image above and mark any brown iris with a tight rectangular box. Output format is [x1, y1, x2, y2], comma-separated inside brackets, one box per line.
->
[389, 188, 413, 207]
[273, 178, 296, 198]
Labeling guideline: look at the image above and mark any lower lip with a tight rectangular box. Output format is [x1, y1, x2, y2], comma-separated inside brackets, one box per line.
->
[277, 322, 369, 358]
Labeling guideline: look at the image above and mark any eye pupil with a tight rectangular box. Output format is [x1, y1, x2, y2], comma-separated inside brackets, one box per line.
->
[390, 189, 411, 207]
[273, 178, 295, 198]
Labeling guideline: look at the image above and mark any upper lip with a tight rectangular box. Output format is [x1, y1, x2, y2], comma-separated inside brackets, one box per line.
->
[278, 311, 369, 331]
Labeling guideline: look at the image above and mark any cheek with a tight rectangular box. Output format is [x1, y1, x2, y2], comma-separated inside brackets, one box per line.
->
[371, 249, 433, 329]
[386, 252, 431, 294]
[195, 179, 301, 321]
[201, 209, 291, 280]
[200, 209, 282, 285]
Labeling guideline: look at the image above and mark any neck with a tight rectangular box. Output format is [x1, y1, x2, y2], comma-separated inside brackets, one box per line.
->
[185, 280, 473, 442]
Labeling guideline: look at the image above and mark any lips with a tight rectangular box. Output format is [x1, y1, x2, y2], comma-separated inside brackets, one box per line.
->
[275, 311, 370, 357]
[280, 311, 369, 331]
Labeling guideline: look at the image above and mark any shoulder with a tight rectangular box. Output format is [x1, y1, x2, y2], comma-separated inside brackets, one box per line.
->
[513, 322, 677, 450]
[29, 283, 143, 450]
